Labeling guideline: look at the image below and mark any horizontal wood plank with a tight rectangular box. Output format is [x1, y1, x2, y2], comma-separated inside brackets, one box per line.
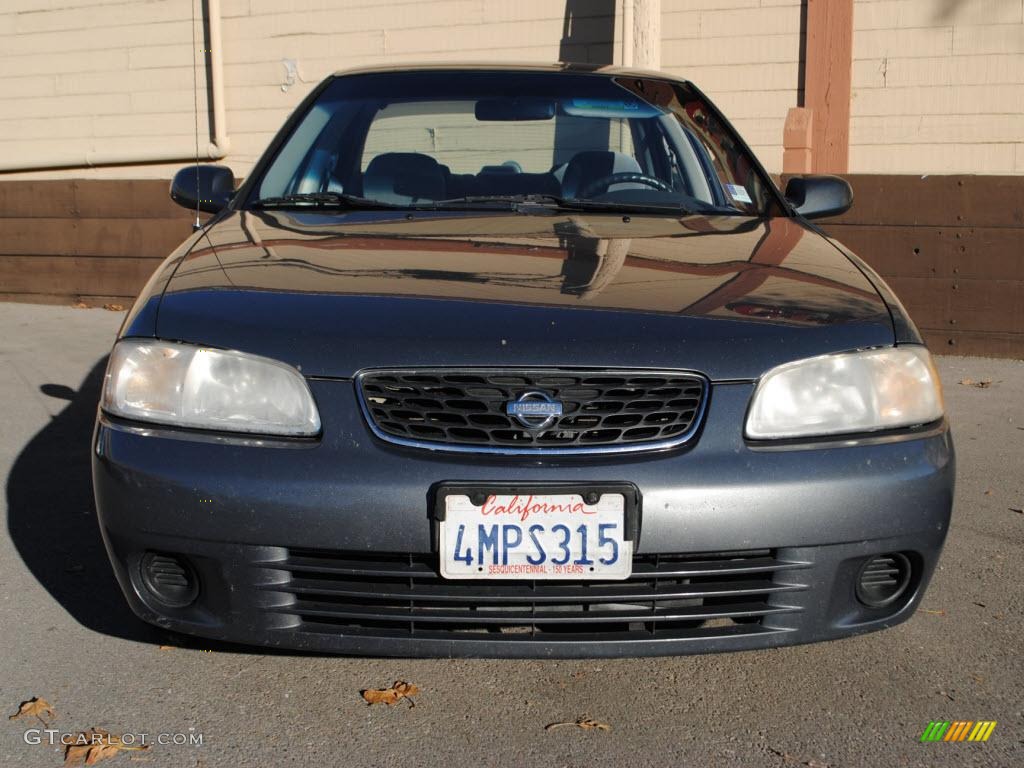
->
[824, 224, 1024, 280]
[818, 174, 1024, 228]
[0, 255, 157, 297]
[0, 218, 192, 258]
[887, 276, 1024, 334]
[0, 180, 195, 220]
[921, 328, 1024, 359]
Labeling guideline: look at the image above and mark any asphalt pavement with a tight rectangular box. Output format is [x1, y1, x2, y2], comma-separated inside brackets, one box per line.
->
[1, 301, 1021, 768]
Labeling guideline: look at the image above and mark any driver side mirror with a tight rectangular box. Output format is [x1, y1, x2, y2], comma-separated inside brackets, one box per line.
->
[784, 175, 853, 219]
[170, 165, 235, 214]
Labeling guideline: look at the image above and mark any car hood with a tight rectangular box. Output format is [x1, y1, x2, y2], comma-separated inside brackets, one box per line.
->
[154, 209, 892, 380]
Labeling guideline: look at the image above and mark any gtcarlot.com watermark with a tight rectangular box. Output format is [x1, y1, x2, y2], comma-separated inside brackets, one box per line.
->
[23, 728, 203, 747]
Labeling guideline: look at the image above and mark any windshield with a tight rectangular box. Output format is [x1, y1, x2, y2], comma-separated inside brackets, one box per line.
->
[250, 70, 774, 215]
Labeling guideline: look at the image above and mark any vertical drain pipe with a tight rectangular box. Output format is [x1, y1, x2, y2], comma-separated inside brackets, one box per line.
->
[204, 0, 231, 160]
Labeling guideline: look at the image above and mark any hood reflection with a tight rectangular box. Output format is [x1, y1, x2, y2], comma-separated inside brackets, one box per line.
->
[172, 210, 886, 327]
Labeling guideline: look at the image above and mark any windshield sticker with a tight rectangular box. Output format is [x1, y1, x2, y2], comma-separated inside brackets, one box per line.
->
[725, 184, 753, 204]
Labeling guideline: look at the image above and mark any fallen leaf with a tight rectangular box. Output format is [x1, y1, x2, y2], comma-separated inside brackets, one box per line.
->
[64, 729, 149, 766]
[158, 645, 176, 651]
[545, 717, 612, 732]
[918, 608, 946, 617]
[983, 489, 992, 495]
[71, 301, 89, 309]
[9, 697, 55, 725]
[958, 378, 992, 388]
[102, 303, 125, 312]
[361, 681, 420, 708]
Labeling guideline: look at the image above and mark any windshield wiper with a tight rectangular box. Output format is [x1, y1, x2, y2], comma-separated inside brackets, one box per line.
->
[555, 198, 700, 215]
[426, 194, 709, 216]
[251, 192, 402, 210]
[253, 191, 733, 217]
[426, 194, 564, 209]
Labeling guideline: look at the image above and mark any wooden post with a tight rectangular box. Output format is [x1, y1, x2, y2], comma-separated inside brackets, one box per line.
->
[783, 107, 814, 174]
[803, 0, 853, 173]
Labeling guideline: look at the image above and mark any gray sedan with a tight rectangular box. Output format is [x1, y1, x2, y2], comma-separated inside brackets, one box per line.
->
[92, 64, 953, 657]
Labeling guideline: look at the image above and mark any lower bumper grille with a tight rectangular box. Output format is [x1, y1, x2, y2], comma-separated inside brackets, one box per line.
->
[261, 548, 809, 642]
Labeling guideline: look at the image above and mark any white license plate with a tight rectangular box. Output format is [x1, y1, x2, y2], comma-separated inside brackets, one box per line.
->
[439, 493, 632, 580]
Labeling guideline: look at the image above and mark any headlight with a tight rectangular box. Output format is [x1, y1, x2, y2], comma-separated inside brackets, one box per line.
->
[745, 346, 944, 440]
[101, 340, 321, 436]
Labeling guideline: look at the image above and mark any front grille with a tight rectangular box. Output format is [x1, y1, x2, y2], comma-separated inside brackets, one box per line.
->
[356, 368, 707, 454]
[260, 549, 809, 642]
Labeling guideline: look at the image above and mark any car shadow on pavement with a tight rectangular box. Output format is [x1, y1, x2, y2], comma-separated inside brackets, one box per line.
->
[5, 357, 159, 642]
[6, 357, 316, 655]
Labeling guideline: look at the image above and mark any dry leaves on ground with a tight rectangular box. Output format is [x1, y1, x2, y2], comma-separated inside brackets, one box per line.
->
[8, 697, 55, 726]
[958, 378, 993, 388]
[64, 729, 149, 766]
[102, 303, 125, 312]
[71, 301, 89, 309]
[545, 717, 612, 732]
[918, 608, 946, 617]
[361, 681, 420, 708]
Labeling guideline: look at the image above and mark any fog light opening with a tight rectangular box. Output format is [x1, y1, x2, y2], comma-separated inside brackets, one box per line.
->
[140, 551, 199, 608]
[856, 552, 912, 608]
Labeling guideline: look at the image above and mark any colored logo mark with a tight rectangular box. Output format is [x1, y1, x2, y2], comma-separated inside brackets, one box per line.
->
[920, 721, 996, 742]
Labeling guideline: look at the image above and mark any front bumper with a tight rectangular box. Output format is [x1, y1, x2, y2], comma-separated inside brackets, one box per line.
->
[91, 380, 955, 658]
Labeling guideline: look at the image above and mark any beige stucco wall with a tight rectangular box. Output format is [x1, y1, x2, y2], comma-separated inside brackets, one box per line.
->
[850, 0, 1024, 173]
[0, 0, 1021, 180]
[0, 0, 799, 179]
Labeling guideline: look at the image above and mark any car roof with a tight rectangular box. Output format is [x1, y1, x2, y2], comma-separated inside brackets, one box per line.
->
[330, 61, 688, 83]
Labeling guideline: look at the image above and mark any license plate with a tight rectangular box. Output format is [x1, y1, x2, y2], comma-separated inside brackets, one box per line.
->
[439, 492, 633, 580]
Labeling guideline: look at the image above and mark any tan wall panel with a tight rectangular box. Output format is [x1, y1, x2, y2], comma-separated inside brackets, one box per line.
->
[0, 0, 802, 180]
[0, 0, 1021, 180]
[850, 0, 1024, 174]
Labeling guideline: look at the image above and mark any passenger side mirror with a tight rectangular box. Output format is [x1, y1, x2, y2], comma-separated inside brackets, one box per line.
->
[170, 165, 235, 214]
[784, 175, 853, 219]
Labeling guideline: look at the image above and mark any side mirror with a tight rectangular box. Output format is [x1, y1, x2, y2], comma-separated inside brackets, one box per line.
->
[170, 165, 235, 214]
[784, 175, 853, 219]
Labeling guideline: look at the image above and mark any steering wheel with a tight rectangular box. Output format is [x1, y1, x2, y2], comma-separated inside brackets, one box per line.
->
[578, 172, 673, 198]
